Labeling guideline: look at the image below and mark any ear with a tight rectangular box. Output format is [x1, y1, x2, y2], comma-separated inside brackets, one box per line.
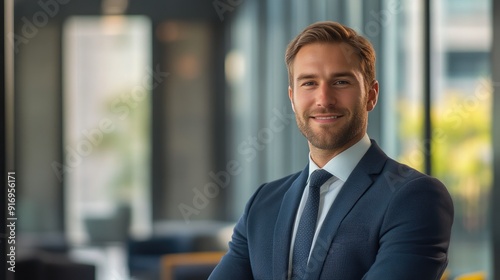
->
[366, 80, 379, 112]
[288, 86, 295, 112]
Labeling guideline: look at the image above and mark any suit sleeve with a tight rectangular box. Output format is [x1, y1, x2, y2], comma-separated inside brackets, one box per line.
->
[363, 176, 454, 280]
[208, 184, 266, 280]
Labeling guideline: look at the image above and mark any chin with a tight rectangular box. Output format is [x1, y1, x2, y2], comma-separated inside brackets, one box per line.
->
[309, 137, 343, 151]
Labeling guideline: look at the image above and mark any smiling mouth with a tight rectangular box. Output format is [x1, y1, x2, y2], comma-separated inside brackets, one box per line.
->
[314, 116, 340, 120]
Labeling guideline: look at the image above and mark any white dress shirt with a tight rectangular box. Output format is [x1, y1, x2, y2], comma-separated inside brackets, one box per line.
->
[288, 134, 372, 276]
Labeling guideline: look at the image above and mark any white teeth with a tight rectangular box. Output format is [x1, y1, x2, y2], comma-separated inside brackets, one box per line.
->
[316, 116, 339, 120]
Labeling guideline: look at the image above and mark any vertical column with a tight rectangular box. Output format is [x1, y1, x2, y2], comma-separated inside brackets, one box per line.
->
[492, 0, 500, 277]
[423, 0, 432, 175]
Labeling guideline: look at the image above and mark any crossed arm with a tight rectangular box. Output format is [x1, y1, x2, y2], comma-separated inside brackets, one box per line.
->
[210, 176, 454, 280]
[362, 176, 454, 280]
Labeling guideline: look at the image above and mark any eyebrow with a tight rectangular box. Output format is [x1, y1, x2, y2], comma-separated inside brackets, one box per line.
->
[295, 72, 357, 82]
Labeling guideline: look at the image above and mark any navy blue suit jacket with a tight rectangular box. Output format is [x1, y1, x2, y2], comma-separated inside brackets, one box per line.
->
[209, 141, 454, 280]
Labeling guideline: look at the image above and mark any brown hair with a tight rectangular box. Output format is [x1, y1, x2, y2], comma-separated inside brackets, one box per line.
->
[285, 21, 376, 88]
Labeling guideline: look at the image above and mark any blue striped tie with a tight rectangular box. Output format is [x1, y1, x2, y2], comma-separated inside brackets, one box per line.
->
[291, 169, 333, 279]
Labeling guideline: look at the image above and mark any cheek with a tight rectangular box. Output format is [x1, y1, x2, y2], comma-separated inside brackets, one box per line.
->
[294, 92, 314, 107]
[295, 100, 312, 116]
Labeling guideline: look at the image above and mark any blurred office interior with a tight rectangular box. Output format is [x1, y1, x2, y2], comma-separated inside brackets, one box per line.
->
[2, 0, 500, 279]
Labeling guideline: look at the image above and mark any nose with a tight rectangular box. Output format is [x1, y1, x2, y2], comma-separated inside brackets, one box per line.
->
[316, 82, 335, 108]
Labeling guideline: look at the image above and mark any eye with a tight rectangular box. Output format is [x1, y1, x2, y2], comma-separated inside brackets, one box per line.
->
[301, 81, 316, 87]
[334, 80, 349, 85]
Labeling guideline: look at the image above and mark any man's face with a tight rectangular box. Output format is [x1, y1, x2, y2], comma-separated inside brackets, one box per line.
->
[288, 42, 378, 154]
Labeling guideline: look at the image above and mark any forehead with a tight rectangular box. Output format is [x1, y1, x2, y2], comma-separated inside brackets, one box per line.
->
[292, 42, 361, 75]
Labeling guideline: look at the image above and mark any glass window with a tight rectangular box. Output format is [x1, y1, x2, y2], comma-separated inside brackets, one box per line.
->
[380, 0, 425, 172]
[447, 51, 490, 78]
[63, 16, 152, 244]
[382, 0, 492, 276]
[432, 0, 492, 276]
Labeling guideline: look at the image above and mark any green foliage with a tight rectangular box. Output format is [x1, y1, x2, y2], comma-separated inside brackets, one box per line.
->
[397, 79, 492, 232]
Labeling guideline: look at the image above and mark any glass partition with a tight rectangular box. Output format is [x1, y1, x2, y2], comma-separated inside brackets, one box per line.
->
[63, 16, 152, 244]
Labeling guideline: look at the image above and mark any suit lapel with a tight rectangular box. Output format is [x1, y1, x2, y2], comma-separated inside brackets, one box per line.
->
[273, 165, 309, 280]
[305, 141, 388, 279]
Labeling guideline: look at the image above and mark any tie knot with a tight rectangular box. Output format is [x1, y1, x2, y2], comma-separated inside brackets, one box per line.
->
[309, 169, 333, 190]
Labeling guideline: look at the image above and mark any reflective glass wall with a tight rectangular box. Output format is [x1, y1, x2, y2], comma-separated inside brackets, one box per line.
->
[431, 0, 492, 276]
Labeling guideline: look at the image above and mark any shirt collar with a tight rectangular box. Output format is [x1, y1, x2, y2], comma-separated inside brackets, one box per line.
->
[308, 134, 371, 182]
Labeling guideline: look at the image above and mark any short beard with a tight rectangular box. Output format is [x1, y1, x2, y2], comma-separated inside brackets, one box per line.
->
[296, 108, 366, 151]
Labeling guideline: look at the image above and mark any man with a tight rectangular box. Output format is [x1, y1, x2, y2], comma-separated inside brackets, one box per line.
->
[209, 21, 453, 280]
